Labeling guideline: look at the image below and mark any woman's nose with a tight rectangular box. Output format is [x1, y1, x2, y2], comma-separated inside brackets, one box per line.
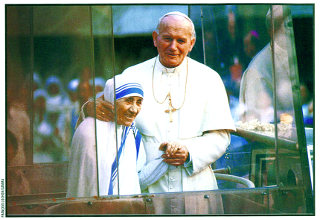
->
[129, 104, 138, 114]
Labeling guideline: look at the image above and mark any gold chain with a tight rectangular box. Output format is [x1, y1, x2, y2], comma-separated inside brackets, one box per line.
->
[152, 56, 188, 111]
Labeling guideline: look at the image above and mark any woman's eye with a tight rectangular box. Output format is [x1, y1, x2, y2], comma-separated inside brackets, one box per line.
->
[137, 99, 143, 105]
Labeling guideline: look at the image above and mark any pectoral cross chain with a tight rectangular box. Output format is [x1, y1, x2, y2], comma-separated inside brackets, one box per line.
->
[164, 94, 176, 123]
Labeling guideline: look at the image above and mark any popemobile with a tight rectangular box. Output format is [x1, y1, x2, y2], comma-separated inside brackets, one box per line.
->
[5, 4, 314, 215]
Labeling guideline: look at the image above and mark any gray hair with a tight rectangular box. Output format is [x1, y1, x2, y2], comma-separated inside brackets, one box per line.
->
[265, 5, 289, 34]
[155, 11, 196, 41]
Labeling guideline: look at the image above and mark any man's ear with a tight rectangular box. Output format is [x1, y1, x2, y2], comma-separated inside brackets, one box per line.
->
[188, 37, 196, 53]
[152, 31, 158, 48]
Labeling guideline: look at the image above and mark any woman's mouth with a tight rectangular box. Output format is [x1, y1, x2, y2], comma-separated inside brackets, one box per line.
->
[124, 113, 135, 121]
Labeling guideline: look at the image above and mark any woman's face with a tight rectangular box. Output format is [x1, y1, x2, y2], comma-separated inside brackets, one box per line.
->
[116, 96, 143, 126]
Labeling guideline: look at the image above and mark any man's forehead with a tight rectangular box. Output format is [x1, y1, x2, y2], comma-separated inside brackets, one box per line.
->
[159, 16, 193, 34]
[161, 14, 191, 26]
[160, 11, 192, 24]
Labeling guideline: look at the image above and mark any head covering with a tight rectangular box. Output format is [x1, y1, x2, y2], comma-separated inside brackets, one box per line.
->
[250, 30, 259, 39]
[103, 74, 144, 104]
[33, 89, 48, 101]
[67, 78, 79, 92]
[45, 76, 67, 113]
[45, 75, 63, 90]
[90, 77, 105, 88]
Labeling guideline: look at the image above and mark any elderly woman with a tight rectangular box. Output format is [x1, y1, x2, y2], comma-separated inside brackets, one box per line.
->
[67, 75, 146, 197]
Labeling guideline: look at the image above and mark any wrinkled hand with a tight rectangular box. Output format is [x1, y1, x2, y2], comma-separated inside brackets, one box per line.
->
[86, 95, 114, 122]
[159, 142, 189, 166]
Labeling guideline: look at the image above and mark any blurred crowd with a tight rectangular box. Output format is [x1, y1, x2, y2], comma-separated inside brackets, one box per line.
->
[32, 68, 106, 163]
[215, 7, 314, 128]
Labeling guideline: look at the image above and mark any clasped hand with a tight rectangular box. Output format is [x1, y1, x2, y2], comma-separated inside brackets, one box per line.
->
[159, 142, 189, 167]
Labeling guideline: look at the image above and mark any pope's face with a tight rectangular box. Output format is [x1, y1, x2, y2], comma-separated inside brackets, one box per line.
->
[116, 96, 143, 126]
[153, 15, 195, 68]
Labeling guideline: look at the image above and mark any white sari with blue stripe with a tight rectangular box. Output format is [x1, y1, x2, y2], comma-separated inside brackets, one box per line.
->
[66, 117, 145, 198]
[96, 120, 145, 196]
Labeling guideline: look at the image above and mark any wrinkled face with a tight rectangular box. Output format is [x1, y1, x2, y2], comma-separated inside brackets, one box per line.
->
[152, 15, 195, 68]
[116, 96, 143, 126]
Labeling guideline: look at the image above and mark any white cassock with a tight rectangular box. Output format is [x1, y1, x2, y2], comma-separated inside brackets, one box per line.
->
[122, 56, 236, 193]
[66, 117, 146, 198]
[239, 42, 294, 123]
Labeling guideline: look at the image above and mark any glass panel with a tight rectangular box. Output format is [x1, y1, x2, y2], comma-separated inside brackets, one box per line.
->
[272, 5, 314, 212]
[189, 4, 275, 189]
[6, 6, 34, 199]
[189, 4, 314, 213]
[89, 5, 117, 197]
[6, 5, 101, 197]
[62, 6, 117, 198]
[32, 6, 96, 164]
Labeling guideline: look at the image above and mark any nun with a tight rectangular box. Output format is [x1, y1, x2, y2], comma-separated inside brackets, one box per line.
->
[67, 75, 146, 198]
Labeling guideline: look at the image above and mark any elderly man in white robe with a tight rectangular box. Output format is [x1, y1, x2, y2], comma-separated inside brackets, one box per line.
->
[80, 11, 235, 194]
[239, 5, 295, 124]
[67, 75, 146, 197]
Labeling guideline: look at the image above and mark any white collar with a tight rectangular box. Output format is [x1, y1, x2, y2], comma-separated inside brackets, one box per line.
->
[155, 56, 188, 75]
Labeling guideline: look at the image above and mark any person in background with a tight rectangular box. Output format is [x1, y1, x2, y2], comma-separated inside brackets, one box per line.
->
[33, 89, 48, 128]
[64, 78, 80, 149]
[33, 72, 43, 92]
[7, 76, 30, 166]
[7, 130, 31, 195]
[239, 5, 295, 124]
[6, 65, 31, 195]
[45, 75, 68, 113]
[33, 89, 57, 163]
[45, 75, 68, 140]
[243, 30, 262, 69]
[43, 76, 69, 161]
[300, 83, 313, 127]
[78, 68, 93, 108]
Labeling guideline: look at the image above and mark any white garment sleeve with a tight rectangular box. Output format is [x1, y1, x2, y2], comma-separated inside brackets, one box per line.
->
[138, 157, 169, 191]
[180, 130, 231, 176]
